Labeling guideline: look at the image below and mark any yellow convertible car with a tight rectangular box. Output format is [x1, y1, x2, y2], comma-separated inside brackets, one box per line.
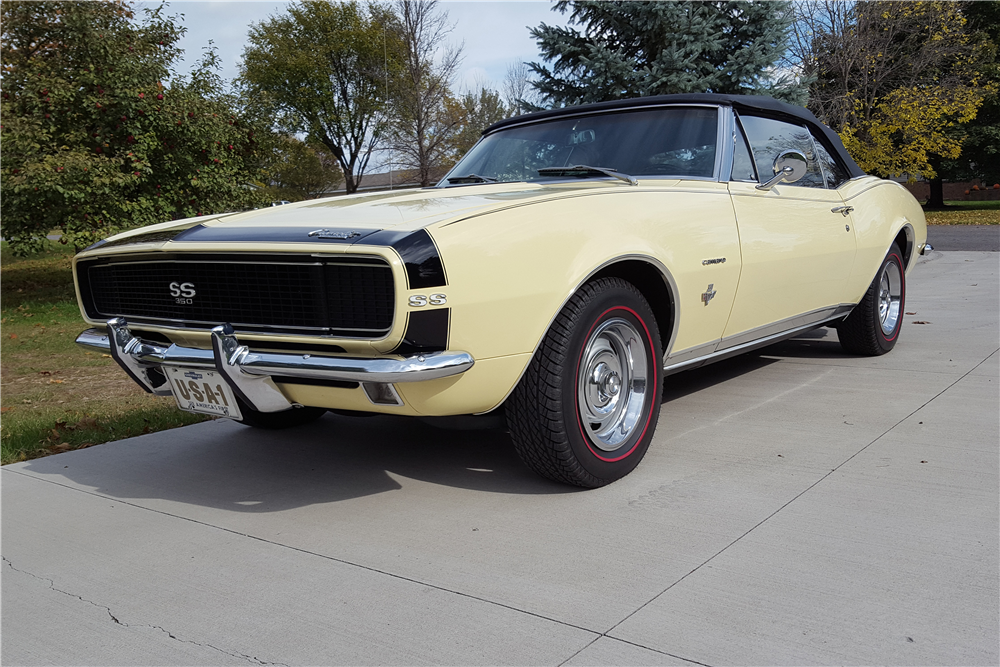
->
[74, 94, 928, 487]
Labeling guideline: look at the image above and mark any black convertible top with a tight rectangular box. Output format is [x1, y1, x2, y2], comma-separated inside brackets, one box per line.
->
[485, 93, 865, 179]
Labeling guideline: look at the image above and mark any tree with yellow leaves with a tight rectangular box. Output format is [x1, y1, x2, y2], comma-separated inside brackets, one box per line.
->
[792, 1, 993, 189]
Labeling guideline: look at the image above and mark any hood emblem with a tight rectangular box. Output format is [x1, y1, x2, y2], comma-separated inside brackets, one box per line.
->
[308, 229, 363, 240]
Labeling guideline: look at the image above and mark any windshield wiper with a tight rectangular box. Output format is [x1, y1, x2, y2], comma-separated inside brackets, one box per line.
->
[537, 165, 638, 186]
[446, 173, 498, 184]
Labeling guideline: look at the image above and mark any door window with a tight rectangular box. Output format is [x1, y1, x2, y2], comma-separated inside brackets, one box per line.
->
[738, 114, 826, 188]
[812, 137, 849, 188]
[730, 122, 757, 182]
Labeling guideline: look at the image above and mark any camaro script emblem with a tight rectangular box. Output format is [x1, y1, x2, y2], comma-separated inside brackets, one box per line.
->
[308, 229, 362, 240]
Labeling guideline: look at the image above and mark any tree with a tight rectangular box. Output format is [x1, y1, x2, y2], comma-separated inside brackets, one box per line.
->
[794, 1, 991, 192]
[448, 86, 510, 159]
[261, 136, 343, 201]
[936, 1, 1000, 194]
[386, 0, 463, 187]
[0, 0, 267, 255]
[239, 1, 401, 195]
[502, 61, 540, 116]
[528, 0, 804, 108]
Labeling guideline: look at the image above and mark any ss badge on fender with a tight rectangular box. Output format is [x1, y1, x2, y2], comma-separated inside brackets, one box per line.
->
[409, 293, 447, 308]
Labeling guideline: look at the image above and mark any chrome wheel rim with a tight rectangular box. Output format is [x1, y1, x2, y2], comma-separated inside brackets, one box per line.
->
[577, 318, 648, 452]
[878, 259, 902, 336]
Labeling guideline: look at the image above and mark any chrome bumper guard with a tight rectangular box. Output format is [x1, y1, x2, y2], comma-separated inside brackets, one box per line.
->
[77, 318, 475, 413]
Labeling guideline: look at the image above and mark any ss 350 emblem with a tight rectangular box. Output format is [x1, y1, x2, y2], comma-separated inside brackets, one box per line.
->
[409, 293, 447, 307]
[169, 281, 196, 304]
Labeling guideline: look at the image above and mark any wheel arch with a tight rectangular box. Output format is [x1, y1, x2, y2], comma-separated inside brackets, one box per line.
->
[588, 257, 679, 358]
[479, 255, 679, 416]
[894, 223, 914, 270]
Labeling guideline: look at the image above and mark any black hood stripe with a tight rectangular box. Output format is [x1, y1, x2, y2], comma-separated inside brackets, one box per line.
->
[87, 225, 448, 289]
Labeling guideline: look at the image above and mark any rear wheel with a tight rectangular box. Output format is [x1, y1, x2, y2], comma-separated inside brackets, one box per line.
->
[507, 278, 663, 487]
[837, 243, 905, 355]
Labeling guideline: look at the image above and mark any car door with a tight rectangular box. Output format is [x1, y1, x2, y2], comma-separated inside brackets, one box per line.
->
[723, 112, 857, 343]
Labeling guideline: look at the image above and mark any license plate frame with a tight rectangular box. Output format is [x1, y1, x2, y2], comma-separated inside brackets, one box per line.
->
[164, 367, 243, 420]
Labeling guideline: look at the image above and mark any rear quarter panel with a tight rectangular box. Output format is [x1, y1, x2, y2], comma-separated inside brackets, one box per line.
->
[840, 177, 927, 303]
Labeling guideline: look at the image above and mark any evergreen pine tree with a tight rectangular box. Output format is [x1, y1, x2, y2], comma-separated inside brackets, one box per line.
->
[528, 0, 804, 108]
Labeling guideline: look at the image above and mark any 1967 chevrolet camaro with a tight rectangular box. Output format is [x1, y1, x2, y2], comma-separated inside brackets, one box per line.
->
[74, 93, 928, 487]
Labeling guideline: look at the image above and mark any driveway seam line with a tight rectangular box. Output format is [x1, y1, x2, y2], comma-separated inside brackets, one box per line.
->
[1, 467, 600, 641]
[557, 634, 713, 667]
[600, 346, 999, 639]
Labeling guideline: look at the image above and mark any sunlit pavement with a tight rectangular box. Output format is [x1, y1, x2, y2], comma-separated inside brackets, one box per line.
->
[3, 249, 997, 666]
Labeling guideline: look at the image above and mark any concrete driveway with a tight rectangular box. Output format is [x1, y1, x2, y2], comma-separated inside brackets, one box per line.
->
[3, 250, 997, 666]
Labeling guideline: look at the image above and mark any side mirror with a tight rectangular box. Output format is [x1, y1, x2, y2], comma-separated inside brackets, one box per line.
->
[756, 150, 808, 191]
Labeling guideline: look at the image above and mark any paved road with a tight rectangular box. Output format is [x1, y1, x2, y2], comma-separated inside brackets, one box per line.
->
[927, 224, 1000, 251]
[3, 251, 998, 666]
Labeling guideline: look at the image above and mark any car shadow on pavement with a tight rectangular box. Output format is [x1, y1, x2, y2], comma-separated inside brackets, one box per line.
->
[662, 353, 781, 403]
[20, 328, 846, 511]
[20, 412, 579, 511]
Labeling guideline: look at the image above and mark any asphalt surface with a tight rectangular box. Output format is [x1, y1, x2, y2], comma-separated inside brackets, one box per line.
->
[3, 249, 998, 666]
[926, 224, 1000, 251]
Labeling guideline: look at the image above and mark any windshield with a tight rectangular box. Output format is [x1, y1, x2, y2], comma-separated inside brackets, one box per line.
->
[441, 106, 719, 186]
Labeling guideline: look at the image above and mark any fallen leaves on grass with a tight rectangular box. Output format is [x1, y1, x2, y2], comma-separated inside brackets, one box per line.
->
[925, 209, 1000, 225]
[54, 417, 99, 432]
[43, 441, 96, 456]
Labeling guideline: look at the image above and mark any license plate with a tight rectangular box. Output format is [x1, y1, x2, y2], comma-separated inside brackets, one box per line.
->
[164, 367, 243, 420]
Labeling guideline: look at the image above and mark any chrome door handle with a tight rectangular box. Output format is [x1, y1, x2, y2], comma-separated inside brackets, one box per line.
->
[831, 206, 854, 216]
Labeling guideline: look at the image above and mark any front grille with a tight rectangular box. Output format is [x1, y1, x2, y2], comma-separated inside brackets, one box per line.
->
[77, 253, 395, 337]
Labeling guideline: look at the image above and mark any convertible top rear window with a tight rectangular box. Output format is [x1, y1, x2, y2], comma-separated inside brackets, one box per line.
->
[444, 107, 718, 185]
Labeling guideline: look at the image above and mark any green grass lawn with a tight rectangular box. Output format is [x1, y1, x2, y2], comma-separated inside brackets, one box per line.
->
[924, 200, 1000, 225]
[1, 241, 207, 464]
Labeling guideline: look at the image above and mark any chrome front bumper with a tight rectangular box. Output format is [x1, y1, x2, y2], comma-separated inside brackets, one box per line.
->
[77, 318, 475, 413]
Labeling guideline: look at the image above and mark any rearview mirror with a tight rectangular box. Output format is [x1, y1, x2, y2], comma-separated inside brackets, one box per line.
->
[756, 150, 808, 191]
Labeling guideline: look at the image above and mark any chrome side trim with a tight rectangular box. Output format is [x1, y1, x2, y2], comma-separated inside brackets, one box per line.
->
[663, 304, 855, 375]
[662, 340, 719, 366]
[714, 304, 854, 352]
[78, 319, 475, 413]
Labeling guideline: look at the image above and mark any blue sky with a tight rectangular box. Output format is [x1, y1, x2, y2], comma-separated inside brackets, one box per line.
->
[149, 0, 570, 92]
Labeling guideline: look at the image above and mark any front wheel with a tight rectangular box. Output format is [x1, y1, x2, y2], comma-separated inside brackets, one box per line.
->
[507, 278, 663, 487]
[837, 243, 905, 355]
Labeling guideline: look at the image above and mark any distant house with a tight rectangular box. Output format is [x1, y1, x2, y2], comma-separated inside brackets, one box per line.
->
[322, 167, 451, 196]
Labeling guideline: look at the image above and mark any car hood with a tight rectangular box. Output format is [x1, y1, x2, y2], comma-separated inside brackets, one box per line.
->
[89, 182, 628, 249]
